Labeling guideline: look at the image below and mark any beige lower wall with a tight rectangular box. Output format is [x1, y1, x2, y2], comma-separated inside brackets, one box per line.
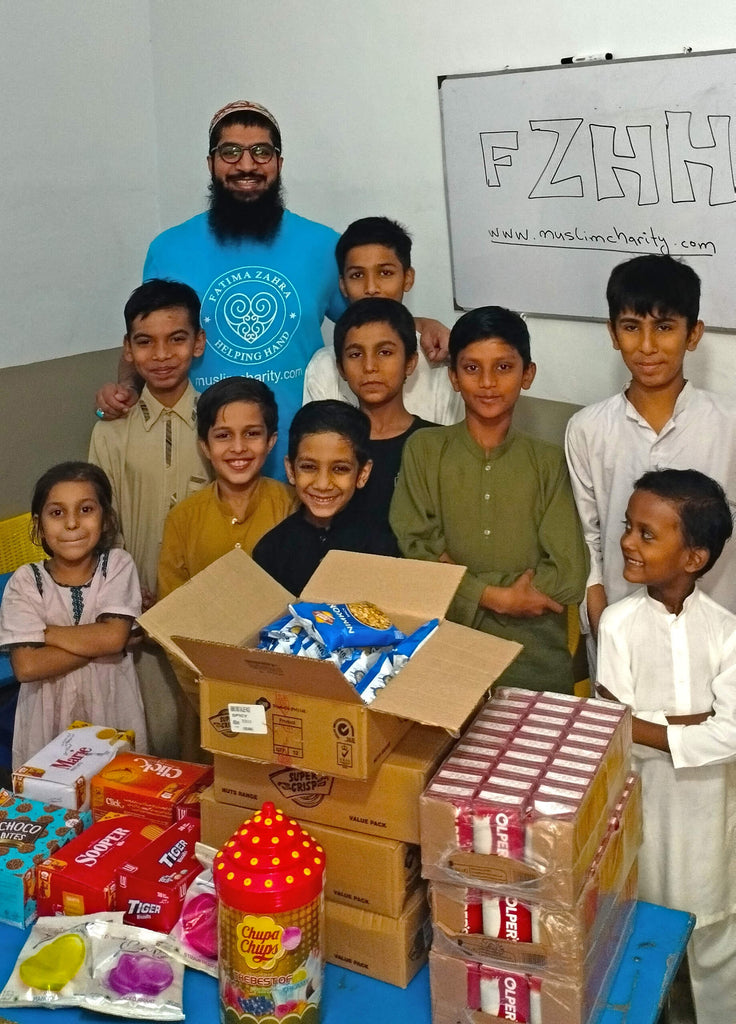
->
[0, 350, 582, 521]
[0, 348, 119, 519]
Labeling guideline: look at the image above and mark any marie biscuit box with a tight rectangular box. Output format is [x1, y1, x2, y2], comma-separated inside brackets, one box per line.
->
[12, 722, 134, 811]
[90, 753, 213, 827]
[0, 789, 89, 928]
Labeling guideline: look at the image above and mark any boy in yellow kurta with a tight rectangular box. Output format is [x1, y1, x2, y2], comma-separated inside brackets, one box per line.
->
[390, 306, 587, 692]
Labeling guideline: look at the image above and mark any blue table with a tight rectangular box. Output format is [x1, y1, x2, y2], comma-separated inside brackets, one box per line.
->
[0, 901, 693, 1022]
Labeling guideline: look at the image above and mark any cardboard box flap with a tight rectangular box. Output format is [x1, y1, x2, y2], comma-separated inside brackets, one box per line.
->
[371, 620, 522, 734]
[301, 550, 466, 623]
[139, 549, 294, 668]
[175, 637, 364, 703]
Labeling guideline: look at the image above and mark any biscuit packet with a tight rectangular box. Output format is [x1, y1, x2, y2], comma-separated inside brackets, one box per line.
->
[0, 912, 122, 1009]
[162, 869, 218, 977]
[84, 919, 184, 1020]
[289, 601, 405, 651]
[355, 619, 439, 704]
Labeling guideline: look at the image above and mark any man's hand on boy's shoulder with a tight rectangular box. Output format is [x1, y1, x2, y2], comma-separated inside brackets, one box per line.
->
[94, 382, 139, 420]
[415, 317, 450, 363]
[482, 569, 565, 618]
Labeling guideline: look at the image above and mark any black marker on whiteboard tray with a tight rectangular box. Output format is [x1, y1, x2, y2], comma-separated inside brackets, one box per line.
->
[561, 53, 613, 64]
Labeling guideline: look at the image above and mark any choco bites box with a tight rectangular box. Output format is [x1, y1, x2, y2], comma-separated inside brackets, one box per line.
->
[35, 814, 164, 917]
[116, 816, 202, 931]
[90, 753, 213, 826]
[138, 548, 522, 781]
[0, 789, 89, 928]
[420, 690, 632, 904]
[429, 774, 642, 975]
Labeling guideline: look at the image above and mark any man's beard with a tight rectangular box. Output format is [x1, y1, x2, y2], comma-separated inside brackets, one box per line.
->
[207, 174, 285, 244]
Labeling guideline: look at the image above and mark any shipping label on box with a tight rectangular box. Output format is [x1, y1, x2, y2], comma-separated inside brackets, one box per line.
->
[213, 724, 452, 845]
[200, 787, 419, 918]
[140, 549, 521, 781]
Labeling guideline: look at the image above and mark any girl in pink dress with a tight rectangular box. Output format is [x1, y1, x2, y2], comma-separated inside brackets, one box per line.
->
[0, 462, 147, 767]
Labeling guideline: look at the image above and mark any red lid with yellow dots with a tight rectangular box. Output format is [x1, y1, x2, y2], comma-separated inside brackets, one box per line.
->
[213, 801, 326, 912]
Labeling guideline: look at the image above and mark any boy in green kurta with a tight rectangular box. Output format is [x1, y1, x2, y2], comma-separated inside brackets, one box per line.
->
[389, 306, 587, 692]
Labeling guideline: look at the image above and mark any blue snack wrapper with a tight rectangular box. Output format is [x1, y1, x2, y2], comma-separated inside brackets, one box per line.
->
[289, 601, 405, 652]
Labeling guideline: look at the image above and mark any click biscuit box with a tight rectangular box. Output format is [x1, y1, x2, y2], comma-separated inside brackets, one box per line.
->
[0, 789, 89, 928]
[12, 722, 134, 811]
[139, 549, 521, 781]
[35, 814, 164, 917]
[117, 816, 202, 932]
[90, 753, 213, 827]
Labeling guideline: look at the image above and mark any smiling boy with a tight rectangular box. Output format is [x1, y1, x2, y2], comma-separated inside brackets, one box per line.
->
[565, 255, 736, 671]
[157, 377, 294, 599]
[391, 306, 587, 693]
[253, 400, 398, 594]
[597, 470, 736, 1024]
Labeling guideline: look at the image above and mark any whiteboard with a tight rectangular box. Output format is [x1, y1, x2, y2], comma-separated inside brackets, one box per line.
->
[439, 51, 736, 328]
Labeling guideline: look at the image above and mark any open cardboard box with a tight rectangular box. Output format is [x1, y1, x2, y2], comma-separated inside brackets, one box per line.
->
[140, 549, 521, 781]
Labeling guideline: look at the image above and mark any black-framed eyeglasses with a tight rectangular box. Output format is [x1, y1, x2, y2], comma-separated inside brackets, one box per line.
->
[209, 142, 280, 164]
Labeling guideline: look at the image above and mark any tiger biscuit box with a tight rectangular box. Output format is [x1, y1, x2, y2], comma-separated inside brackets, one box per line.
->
[35, 814, 163, 917]
[0, 789, 89, 928]
[13, 722, 134, 811]
[90, 754, 213, 827]
[117, 816, 202, 932]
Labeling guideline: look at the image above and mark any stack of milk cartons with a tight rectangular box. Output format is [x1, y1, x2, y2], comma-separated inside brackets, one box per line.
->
[420, 688, 642, 1024]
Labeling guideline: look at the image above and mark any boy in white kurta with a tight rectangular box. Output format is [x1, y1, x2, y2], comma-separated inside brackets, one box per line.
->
[597, 469, 736, 1024]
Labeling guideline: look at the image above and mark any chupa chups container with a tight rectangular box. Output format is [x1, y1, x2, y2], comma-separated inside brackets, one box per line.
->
[214, 801, 325, 1024]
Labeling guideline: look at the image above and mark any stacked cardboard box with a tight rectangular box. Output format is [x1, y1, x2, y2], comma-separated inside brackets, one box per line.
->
[139, 549, 522, 987]
[420, 689, 642, 1023]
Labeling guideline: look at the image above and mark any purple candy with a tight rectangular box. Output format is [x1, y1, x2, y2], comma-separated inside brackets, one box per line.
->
[108, 952, 174, 996]
[181, 893, 218, 959]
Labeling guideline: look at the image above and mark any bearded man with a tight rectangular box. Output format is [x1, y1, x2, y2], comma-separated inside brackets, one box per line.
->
[95, 100, 447, 478]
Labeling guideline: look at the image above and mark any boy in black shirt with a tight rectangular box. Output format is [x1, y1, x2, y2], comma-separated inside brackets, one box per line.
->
[253, 400, 397, 593]
[334, 298, 435, 550]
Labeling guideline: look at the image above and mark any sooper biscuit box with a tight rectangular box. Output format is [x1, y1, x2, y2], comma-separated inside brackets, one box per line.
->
[140, 549, 521, 781]
[12, 722, 134, 811]
[0, 789, 89, 928]
[35, 814, 164, 916]
[90, 754, 213, 826]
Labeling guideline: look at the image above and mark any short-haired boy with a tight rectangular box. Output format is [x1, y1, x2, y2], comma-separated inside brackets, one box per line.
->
[597, 469, 736, 1024]
[89, 279, 211, 600]
[89, 279, 212, 756]
[333, 297, 435, 551]
[390, 306, 587, 693]
[303, 216, 463, 424]
[565, 255, 736, 670]
[158, 376, 294, 598]
[253, 400, 398, 594]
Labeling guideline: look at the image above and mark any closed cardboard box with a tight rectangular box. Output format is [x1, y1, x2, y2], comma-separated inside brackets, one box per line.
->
[200, 786, 419, 918]
[326, 886, 431, 988]
[213, 724, 452, 845]
[139, 550, 521, 781]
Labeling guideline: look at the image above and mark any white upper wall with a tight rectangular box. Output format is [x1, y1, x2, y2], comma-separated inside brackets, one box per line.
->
[2, 0, 734, 404]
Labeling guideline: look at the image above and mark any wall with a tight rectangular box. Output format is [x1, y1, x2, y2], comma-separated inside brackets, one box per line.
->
[1, 0, 734, 515]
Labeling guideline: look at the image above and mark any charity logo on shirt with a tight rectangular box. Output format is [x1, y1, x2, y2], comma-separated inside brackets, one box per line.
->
[201, 265, 302, 367]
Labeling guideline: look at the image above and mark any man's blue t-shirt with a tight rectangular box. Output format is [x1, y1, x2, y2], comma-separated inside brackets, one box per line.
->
[143, 209, 346, 477]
